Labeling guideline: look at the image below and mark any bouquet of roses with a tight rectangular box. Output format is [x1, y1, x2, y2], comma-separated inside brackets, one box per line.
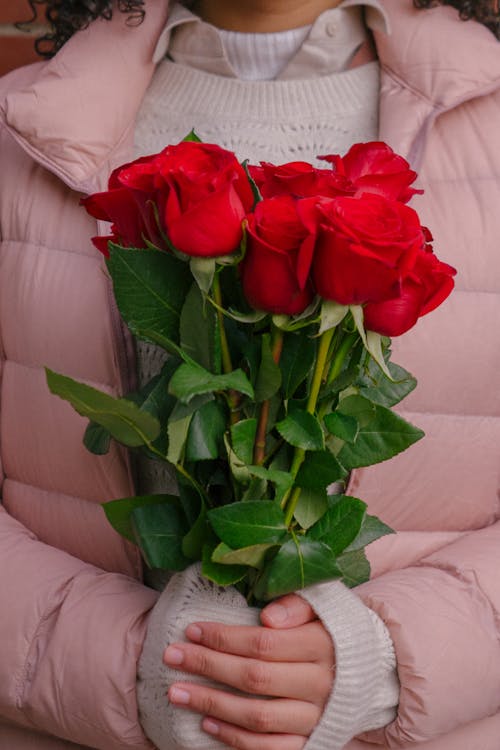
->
[46, 134, 455, 602]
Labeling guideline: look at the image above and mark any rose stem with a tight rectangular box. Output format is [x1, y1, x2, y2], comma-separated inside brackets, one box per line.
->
[253, 325, 285, 465]
[282, 326, 335, 526]
[212, 272, 241, 424]
[327, 331, 359, 385]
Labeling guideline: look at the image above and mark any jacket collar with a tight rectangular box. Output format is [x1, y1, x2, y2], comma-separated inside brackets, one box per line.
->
[0, 0, 169, 193]
[374, 0, 500, 165]
[1, 0, 499, 192]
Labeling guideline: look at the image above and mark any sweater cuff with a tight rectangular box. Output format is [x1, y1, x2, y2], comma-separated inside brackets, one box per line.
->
[137, 564, 261, 750]
[300, 580, 400, 750]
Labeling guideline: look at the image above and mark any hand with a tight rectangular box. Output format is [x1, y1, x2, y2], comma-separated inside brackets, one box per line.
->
[164, 594, 335, 750]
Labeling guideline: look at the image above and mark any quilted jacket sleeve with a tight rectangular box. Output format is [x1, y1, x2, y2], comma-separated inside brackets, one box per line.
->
[357, 520, 500, 745]
[0, 506, 159, 750]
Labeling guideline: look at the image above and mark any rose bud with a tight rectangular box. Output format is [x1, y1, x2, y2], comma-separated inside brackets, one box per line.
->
[320, 142, 422, 204]
[363, 248, 456, 336]
[159, 142, 255, 257]
[241, 196, 315, 315]
[311, 194, 425, 306]
[81, 153, 168, 255]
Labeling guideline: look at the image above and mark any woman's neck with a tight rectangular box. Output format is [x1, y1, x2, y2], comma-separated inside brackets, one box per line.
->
[191, 0, 342, 32]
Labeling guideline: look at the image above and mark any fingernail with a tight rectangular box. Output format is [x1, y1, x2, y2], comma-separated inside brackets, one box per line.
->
[169, 687, 190, 705]
[203, 719, 220, 735]
[164, 646, 184, 665]
[186, 624, 202, 642]
[265, 603, 288, 625]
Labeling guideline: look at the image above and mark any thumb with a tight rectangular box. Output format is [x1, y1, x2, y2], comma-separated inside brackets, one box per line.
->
[260, 593, 317, 629]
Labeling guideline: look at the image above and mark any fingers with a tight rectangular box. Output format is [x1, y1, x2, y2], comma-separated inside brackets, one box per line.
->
[184, 620, 333, 665]
[163, 642, 332, 704]
[202, 717, 307, 750]
[260, 594, 317, 629]
[168, 682, 321, 736]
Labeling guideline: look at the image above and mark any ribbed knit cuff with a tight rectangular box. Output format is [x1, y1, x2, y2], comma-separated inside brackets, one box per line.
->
[137, 564, 261, 750]
[300, 580, 400, 750]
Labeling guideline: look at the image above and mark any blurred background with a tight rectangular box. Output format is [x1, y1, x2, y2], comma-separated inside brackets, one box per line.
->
[0, 0, 48, 76]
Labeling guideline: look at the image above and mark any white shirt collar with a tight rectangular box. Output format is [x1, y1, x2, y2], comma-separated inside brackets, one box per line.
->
[153, 0, 390, 78]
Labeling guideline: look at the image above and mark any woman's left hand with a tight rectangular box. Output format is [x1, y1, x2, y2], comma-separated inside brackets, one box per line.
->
[164, 594, 335, 750]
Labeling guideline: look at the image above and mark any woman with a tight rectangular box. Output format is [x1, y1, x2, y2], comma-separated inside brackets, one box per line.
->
[0, 1, 499, 749]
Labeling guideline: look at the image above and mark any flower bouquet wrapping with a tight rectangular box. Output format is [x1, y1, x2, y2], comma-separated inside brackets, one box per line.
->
[46, 135, 455, 602]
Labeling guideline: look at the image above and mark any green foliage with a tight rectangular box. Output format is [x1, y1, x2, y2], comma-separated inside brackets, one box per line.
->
[309, 495, 366, 555]
[254, 334, 282, 402]
[208, 501, 288, 548]
[106, 245, 192, 345]
[131, 503, 190, 570]
[169, 362, 254, 403]
[46, 369, 160, 448]
[254, 538, 342, 601]
[103, 494, 180, 542]
[279, 333, 316, 398]
[276, 410, 324, 451]
[336, 395, 425, 469]
[296, 450, 347, 490]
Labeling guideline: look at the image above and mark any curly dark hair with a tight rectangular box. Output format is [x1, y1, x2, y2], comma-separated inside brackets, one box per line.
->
[27, 0, 500, 57]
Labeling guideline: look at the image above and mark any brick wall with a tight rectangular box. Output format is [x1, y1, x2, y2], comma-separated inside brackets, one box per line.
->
[0, 0, 49, 76]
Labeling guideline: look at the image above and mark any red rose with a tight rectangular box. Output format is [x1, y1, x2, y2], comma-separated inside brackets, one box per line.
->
[311, 194, 425, 305]
[241, 196, 314, 315]
[248, 160, 354, 200]
[81, 153, 164, 255]
[82, 142, 254, 258]
[320, 142, 422, 203]
[158, 142, 255, 257]
[364, 247, 456, 336]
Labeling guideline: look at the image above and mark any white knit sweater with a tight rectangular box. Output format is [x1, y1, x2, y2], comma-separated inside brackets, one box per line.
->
[135, 5, 399, 749]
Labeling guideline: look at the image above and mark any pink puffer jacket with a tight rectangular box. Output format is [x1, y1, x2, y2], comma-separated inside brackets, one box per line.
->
[0, 1, 499, 748]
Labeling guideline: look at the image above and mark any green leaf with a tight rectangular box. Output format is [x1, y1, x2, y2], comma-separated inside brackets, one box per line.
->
[180, 284, 216, 369]
[182, 502, 210, 561]
[208, 501, 288, 548]
[295, 450, 347, 490]
[293, 488, 328, 530]
[319, 300, 348, 334]
[224, 435, 252, 484]
[84, 421, 111, 455]
[241, 477, 268, 502]
[185, 400, 226, 461]
[357, 359, 417, 408]
[324, 412, 359, 443]
[167, 394, 213, 464]
[177, 472, 204, 527]
[276, 410, 324, 451]
[190, 257, 216, 295]
[279, 333, 316, 399]
[254, 334, 282, 402]
[106, 245, 192, 346]
[309, 495, 367, 555]
[247, 466, 293, 503]
[212, 542, 278, 568]
[345, 514, 394, 552]
[131, 503, 190, 570]
[336, 548, 371, 588]
[46, 369, 160, 448]
[254, 538, 341, 600]
[169, 362, 254, 403]
[231, 419, 257, 465]
[350, 305, 392, 380]
[337, 395, 425, 469]
[201, 545, 247, 586]
[183, 129, 202, 142]
[103, 494, 180, 542]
